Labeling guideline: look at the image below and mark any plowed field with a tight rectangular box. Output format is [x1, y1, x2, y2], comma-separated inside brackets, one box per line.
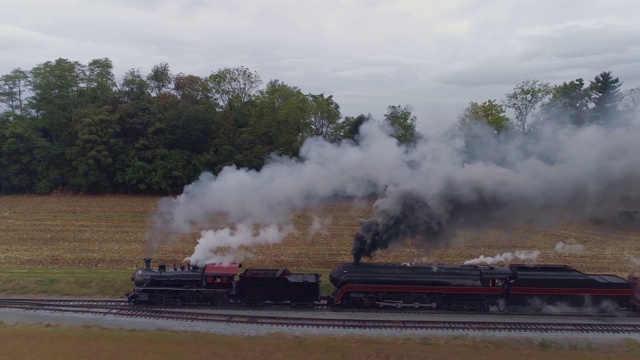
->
[0, 195, 639, 275]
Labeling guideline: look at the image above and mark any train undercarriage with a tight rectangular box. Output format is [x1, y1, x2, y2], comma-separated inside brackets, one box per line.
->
[337, 291, 505, 311]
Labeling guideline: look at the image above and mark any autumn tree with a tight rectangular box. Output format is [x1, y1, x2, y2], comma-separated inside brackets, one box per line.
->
[173, 73, 211, 105]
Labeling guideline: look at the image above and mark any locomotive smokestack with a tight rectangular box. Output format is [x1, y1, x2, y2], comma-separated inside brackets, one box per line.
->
[144, 258, 151, 271]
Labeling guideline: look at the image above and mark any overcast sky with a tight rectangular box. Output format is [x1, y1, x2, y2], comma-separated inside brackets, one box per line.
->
[2, 0, 639, 131]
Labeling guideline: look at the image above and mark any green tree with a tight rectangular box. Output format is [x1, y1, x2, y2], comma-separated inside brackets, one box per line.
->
[120, 68, 151, 102]
[0, 68, 30, 115]
[383, 105, 418, 145]
[0, 119, 63, 193]
[147, 62, 172, 96]
[252, 79, 312, 157]
[67, 105, 122, 193]
[308, 93, 341, 139]
[208, 66, 262, 110]
[504, 80, 551, 133]
[542, 78, 590, 126]
[113, 100, 160, 192]
[28, 58, 84, 145]
[337, 113, 373, 143]
[156, 101, 215, 154]
[85, 58, 116, 105]
[589, 71, 623, 124]
[459, 100, 511, 133]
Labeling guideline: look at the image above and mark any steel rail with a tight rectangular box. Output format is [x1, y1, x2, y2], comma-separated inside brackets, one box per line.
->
[1, 299, 640, 334]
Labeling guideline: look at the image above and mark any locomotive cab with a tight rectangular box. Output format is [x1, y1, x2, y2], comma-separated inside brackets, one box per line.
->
[202, 263, 240, 291]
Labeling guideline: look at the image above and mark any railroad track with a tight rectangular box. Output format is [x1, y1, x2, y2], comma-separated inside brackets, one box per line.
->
[0, 297, 637, 319]
[1, 298, 640, 334]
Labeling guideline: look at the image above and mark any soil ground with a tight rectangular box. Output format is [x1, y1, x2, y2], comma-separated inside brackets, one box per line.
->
[0, 195, 638, 275]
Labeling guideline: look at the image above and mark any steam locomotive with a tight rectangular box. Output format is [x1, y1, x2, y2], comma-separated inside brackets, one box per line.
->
[127, 258, 320, 306]
[329, 262, 639, 311]
[128, 258, 640, 312]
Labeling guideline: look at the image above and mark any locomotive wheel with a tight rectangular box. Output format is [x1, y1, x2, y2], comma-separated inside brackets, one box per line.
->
[205, 294, 221, 306]
[410, 294, 428, 309]
[191, 292, 204, 304]
[178, 292, 192, 305]
[430, 294, 446, 309]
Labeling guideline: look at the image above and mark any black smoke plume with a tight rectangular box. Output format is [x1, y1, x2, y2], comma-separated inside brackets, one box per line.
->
[352, 119, 640, 263]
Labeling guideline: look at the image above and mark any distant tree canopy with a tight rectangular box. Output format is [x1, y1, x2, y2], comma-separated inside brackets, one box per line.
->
[0, 58, 415, 194]
[0, 58, 637, 195]
[463, 70, 634, 132]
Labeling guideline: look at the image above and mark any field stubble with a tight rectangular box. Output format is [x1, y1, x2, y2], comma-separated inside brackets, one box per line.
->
[0, 195, 639, 276]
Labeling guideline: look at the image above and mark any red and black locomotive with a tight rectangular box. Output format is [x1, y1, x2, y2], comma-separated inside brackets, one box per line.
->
[329, 262, 639, 311]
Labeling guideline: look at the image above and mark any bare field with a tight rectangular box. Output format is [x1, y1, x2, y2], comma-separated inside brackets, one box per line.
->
[0, 195, 639, 275]
[0, 324, 639, 360]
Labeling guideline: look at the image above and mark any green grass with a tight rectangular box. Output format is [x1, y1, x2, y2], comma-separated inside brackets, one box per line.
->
[0, 268, 135, 298]
[0, 267, 334, 298]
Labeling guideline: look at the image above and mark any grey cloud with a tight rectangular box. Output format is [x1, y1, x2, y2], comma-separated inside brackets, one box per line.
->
[2, 0, 640, 121]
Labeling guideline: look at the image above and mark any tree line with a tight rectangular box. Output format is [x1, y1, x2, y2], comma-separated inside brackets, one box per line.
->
[1, 58, 638, 195]
[458, 71, 640, 134]
[0, 58, 417, 194]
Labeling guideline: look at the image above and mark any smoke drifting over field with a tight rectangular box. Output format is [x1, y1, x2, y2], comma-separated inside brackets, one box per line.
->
[147, 115, 640, 265]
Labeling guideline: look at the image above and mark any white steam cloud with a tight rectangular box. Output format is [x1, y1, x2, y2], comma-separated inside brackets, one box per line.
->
[626, 255, 640, 267]
[554, 241, 585, 254]
[309, 214, 332, 237]
[463, 250, 541, 265]
[147, 114, 640, 265]
[186, 223, 295, 265]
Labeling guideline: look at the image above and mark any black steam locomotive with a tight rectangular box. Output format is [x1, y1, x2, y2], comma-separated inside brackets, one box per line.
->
[329, 262, 638, 311]
[128, 258, 640, 312]
[127, 258, 320, 306]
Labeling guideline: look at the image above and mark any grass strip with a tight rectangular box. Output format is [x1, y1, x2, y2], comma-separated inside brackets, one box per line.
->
[0, 267, 333, 298]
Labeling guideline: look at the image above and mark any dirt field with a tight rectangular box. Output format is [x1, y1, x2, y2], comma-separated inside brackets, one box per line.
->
[1, 324, 639, 360]
[0, 195, 639, 275]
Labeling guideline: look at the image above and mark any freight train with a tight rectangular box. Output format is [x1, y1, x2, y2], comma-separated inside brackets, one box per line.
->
[127, 258, 640, 312]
